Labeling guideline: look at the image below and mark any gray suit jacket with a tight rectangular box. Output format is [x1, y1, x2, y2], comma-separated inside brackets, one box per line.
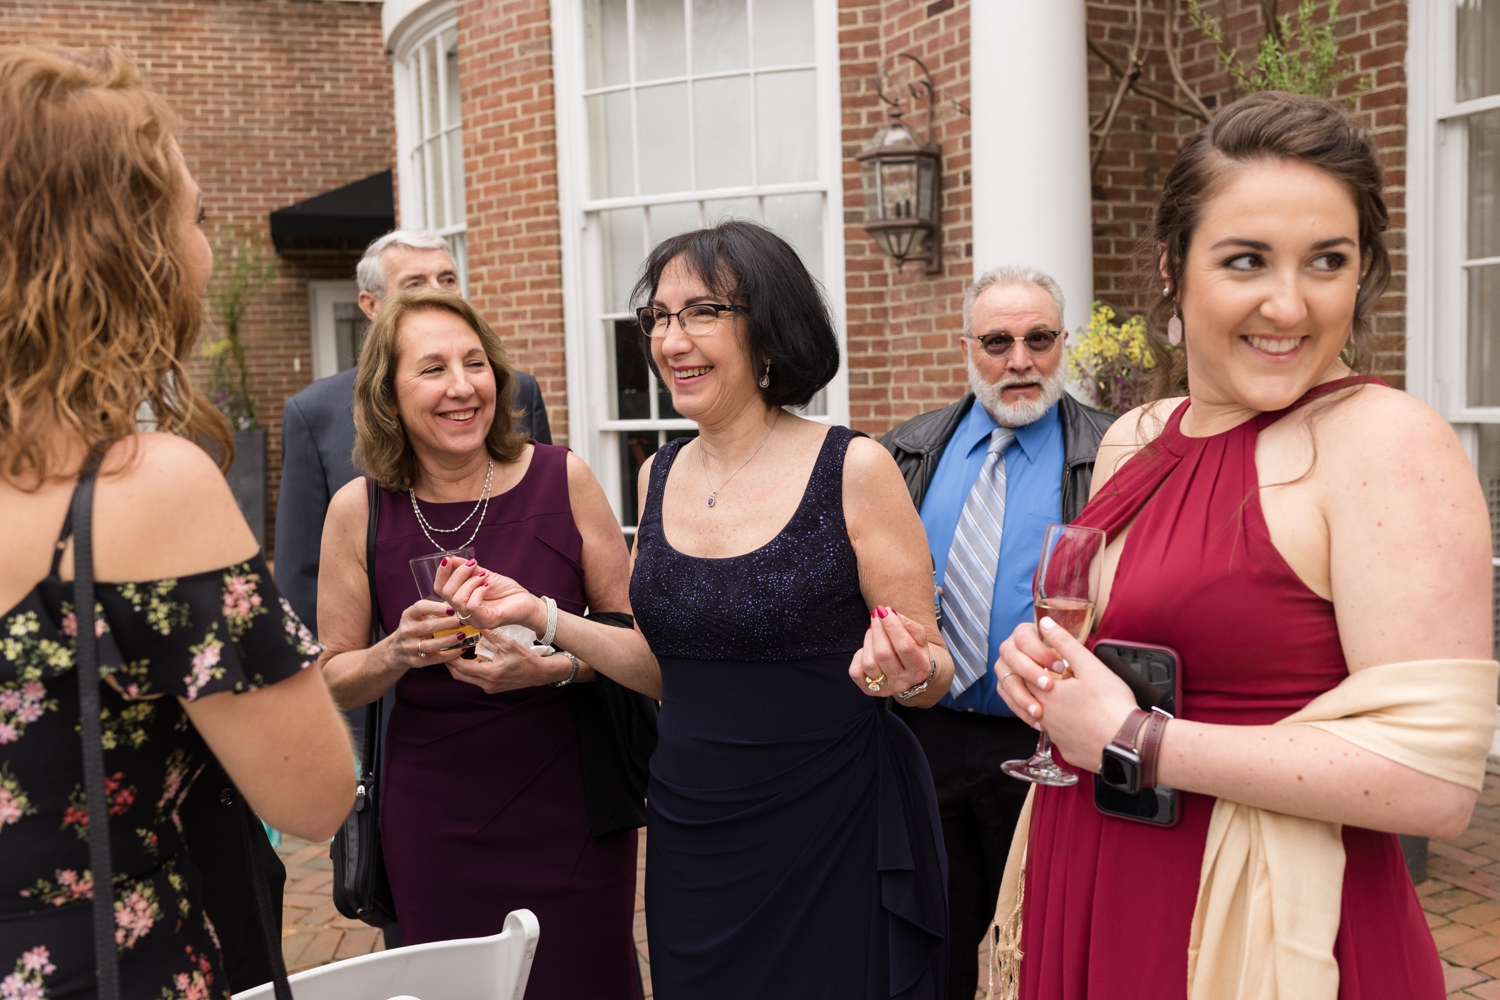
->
[274, 366, 551, 635]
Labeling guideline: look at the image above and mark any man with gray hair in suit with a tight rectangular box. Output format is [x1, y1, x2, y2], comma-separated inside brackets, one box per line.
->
[274, 230, 551, 638]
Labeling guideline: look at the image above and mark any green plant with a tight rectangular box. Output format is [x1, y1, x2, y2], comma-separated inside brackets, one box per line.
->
[1189, 0, 1369, 101]
[1068, 302, 1157, 415]
[201, 230, 276, 432]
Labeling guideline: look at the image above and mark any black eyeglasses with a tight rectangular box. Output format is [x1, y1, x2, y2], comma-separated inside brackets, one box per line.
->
[636, 303, 745, 337]
[973, 330, 1062, 357]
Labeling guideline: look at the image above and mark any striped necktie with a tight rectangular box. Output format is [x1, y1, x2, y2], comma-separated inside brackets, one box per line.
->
[941, 426, 1016, 697]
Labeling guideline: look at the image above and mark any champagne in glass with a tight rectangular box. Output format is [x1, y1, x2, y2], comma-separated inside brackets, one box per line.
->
[410, 547, 482, 655]
[1002, 523, 1106, 786]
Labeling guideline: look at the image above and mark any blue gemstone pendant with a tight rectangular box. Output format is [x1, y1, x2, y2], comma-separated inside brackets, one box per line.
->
[707, 492, 717, 507]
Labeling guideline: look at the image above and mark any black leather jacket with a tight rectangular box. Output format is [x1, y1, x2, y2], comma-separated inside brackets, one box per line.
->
[880, 392, 1117, 523]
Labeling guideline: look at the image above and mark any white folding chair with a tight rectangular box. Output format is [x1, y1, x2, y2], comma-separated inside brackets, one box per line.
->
[232, 908, 539, 1000]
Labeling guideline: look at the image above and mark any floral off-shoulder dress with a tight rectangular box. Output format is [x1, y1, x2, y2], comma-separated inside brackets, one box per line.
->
[0, 535, 321, 1000]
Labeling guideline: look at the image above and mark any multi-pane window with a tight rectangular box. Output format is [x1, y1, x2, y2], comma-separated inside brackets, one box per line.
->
[574, 0, 839, 527]
[1452, 0, 1500, 656]
[395, 22, 468, 290]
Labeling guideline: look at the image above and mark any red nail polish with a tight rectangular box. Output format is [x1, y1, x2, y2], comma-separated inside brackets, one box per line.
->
[871, 608, 878, 618]
[440, 557, 448, 566]
[444, 607, 454, 616]
[877, 607, 888, 619]
[466, 559, 476, 567]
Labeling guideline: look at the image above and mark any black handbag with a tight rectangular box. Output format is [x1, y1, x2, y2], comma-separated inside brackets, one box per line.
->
[71, 456, 294, 1000]
[330, 478, 398, 927]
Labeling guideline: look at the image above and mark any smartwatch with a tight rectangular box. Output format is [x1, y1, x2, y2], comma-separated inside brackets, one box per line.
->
[1100, 707, 1172, 794]
[1100, 709, 1149, 794]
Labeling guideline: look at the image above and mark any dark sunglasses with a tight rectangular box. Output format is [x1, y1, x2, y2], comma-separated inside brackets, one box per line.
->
[972, 331, 1062, 357]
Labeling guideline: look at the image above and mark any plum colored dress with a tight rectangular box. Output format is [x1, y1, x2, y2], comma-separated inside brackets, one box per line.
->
[373, 442, 639, 1000]
[1018, 377, 1444, 999]
[631, 426, 949, 1000]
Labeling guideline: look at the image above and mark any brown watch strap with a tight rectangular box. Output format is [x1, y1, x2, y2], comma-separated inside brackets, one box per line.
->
[1110, 708, 1151, 755]
[1139, 711, 1169, 789]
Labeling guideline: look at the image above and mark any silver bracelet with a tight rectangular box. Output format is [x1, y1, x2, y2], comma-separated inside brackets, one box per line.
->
[550, 650, 580, 687]
[896, 653, 938, 702]
[539, 596, 558, 647]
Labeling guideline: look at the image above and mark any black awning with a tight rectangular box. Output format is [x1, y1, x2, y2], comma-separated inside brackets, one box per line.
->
[269, 170, 395, 254]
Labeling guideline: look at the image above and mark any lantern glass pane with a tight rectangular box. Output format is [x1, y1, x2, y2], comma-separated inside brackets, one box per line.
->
[860, 160, 881, 222]
[878, 160, 919, 221]
[917, 156, 937, 225]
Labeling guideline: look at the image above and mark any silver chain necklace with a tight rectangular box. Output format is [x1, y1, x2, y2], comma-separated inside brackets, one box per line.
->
[699, 412, 778, 508]
[410, 459, 495, 552]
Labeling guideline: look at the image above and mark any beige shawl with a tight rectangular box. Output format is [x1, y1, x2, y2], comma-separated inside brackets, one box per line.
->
[990, 658, 1498, 1000]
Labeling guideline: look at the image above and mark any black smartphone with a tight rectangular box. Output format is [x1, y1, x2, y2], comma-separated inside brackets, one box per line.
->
[1092, 640, 1182, 828]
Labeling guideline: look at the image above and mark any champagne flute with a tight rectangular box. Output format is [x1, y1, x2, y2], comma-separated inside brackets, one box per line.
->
[410, 548, 482, 657]
[1001, 522, 1106, 786]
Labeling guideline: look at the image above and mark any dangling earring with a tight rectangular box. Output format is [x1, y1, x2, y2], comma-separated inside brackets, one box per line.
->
[758, 362, 771, 389]
[1167, 305, 1184, 347]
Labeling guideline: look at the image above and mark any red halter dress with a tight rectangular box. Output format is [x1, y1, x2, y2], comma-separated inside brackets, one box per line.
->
[1018, 377, 1444, 999]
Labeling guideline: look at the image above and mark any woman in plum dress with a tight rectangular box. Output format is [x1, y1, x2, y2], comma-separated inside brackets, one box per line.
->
[995, 92, 1497, 999]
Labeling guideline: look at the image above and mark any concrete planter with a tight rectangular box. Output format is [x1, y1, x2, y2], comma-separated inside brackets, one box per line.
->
[227, 428, 266, 549]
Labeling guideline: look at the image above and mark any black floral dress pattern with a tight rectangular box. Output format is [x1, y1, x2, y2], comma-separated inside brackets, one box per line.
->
[0, 552, 320, 1000]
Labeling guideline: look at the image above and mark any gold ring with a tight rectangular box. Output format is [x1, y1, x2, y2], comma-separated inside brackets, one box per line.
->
[454, 611, 472, 622]
[865, 672, 888, 692]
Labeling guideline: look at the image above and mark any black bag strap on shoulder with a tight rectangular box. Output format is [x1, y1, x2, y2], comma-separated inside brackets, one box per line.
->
[72, 455, 295, 999]
[362, 477, 383, 780]
[71, 455, 120, 1000]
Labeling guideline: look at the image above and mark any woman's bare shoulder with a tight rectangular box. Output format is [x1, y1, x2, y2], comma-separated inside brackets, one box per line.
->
[92, 434, 257, 580]
[1090, 396, 1185, 497]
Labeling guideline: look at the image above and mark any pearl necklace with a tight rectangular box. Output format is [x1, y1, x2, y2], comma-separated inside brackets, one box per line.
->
[410, 460, 495, 552]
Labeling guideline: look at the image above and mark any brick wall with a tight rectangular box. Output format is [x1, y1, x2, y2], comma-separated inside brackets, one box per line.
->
[0, 0, 394, 555]
[1085, 0, 1408, 385]
[457, 0, 571, 444]
[841, 0, 974, 437]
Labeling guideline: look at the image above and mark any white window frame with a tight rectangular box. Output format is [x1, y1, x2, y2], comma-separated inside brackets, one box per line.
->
[307, 280, 362, 381]
[1410, 0, 1500, 587]
[387, 0, 468, 292]
[551, 0, 849, 525]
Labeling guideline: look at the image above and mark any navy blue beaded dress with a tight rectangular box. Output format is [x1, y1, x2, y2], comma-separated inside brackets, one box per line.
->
[631, 426, 948, 1000]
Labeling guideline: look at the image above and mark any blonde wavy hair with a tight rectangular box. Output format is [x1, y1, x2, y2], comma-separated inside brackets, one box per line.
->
[353, 289, 526, 492]
[0, 46, 232, 487]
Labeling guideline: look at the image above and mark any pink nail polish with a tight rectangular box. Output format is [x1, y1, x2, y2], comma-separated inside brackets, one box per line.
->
[877, 607, 888, 619]
[466, 559, 477, 567]
[477, 570, 486, 577]
[871, 609, 878, 618]
[440, 557, 448, 566]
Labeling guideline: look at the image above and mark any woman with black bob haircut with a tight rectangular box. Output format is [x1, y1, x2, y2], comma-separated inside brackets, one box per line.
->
[623, 218, 952, 998]
[632, 219, 841, 408]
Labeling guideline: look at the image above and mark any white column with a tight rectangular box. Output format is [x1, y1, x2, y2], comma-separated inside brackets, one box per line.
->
[970, 0, 1094, 331]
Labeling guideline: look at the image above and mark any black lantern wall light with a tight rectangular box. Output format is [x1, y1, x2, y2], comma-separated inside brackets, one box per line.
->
[857, 54, 943, 274]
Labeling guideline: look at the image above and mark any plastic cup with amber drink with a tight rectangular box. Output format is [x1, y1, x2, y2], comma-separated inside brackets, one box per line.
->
[410, 547, 482, 659]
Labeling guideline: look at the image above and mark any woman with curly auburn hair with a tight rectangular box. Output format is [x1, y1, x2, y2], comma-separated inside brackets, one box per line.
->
[316, 289, 655, 999]
[0, 45, 353, 999]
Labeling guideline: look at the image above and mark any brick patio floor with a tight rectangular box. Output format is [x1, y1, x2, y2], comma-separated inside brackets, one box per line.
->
[275, 771, 1500, 997]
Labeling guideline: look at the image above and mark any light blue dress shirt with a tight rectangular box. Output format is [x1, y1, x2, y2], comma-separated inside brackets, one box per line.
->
[919, 399, 1064, 717]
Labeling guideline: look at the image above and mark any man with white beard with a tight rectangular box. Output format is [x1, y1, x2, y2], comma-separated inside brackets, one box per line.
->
[881, 265, 1115, 1000]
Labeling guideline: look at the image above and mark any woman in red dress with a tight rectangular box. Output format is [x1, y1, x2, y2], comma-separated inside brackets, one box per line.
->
[995, 92, 1496, 999]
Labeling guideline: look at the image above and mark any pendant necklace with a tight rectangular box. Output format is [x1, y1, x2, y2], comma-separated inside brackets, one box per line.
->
[411, 459, 495, 552]
[699, 412, 778, 508]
